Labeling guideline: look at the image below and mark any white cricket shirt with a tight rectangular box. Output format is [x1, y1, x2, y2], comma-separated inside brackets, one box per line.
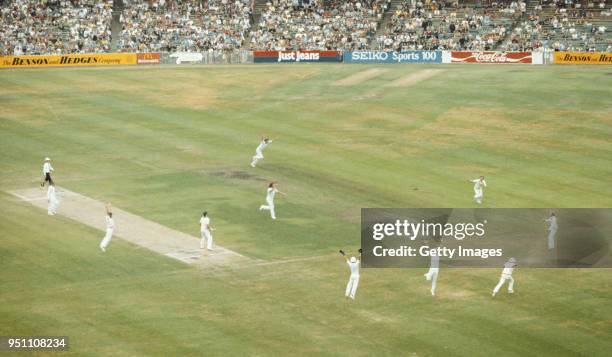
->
[105, 215, 115, 229]
[200, 216, 210, 232]
[257, 140, 270, 152]
[266, 187, 278, 202]
[546, 216, 558, 231]
[347, 260, 360, 277]
[502, 261, 515, 276]
[43, 162, 53, 174]
[472, 179, 486, 190]
[430, 254, 440, 268]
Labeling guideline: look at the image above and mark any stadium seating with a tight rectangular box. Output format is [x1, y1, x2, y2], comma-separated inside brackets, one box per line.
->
[376, 0, 532, 51]
[499, 0, 611, 52]
[118, 0, 252, 52]
[0, 0, 113, 55]
[0, 0, 609, 55]
[248, 0, 389, 51]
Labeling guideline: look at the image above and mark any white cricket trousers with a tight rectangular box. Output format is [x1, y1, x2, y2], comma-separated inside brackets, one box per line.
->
[261, 198, 276, 219]
[548, 229, 557, 250]
[425, 268, 439, 294]
[474, 189, 483, 204]
[493, 274, 514, 294]
[345, 275, 360, 300]
[251, 150, 263, 166]
[100, 228, 114, 250]
[200, 229, 213, 250]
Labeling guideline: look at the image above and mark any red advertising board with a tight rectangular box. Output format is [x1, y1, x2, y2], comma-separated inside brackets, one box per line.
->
[253, 50, 342, 63]
[136, 52, 161, 65]
[451, 52, 532, 64]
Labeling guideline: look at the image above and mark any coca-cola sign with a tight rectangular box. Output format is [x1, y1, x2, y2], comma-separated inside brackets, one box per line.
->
[451, 52, 532, 64]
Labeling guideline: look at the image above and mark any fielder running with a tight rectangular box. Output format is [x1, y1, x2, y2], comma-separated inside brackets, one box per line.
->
[47, 183, 59, 215]
[469, 176, 487, 204]
[492, 257, 517, 297]
[99, 203, 115, 252]
[250, 137, 272, 167]
[340, 249, 362, 300]
[260, 181, 285, 220]
[424, 253, 440, 296]
[199, 211, 214, 251]
[41, 157, 54, 187]
[544, 212, 558, 250]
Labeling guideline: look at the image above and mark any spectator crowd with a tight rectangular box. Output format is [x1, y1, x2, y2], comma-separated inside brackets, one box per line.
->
[249, 0, 389, 51]
[499, 0, 611, 52]
[0, 0, 609, 56]
[1, 0, 112, 55]
[118, 0, 252, 52]
[375, 0, 522, 51]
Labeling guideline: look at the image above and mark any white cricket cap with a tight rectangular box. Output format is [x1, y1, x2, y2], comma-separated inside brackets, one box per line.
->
[509, 257, 517, 263]
[44, 157, 51, 161]
[350, 257, 357, 263]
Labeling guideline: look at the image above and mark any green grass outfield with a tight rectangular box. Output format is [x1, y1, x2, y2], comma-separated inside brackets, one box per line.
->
[1, 64, 611, 356]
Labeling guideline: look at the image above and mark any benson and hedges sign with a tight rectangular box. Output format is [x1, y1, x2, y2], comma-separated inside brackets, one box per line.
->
[554, 52, 612, 64]
[0, 53, 138, 68]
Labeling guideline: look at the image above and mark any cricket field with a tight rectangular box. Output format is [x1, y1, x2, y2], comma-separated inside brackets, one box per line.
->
[1, 64, 611, 356]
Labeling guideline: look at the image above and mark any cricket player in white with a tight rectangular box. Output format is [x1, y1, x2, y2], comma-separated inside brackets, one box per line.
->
[99, 203, 115, 252]
[544, 212, 558, 250]
[469, 176, 487, 204]
[250, 137, 272, 167]
[492, 257, 517, 297]
[199, 211, 214, 250]
[47, 183, 59, 215]
[260, 182, 285, 220]
[41, 157, 54, 187]
[341, 249, 361, 300]
[424, 253, 440, 296]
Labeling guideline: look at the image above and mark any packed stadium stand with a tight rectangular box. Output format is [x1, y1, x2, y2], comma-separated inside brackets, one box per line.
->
[0, 0, 113, 55]
[374, 0, 519, 51]
[249, 0, 389, 51]
[0, 0, 610, 55]
[500, 0, 612, 52]
[118, 0, 252, 52]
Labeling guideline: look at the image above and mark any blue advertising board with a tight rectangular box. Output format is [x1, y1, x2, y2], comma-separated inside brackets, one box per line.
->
[344, 51, 442, 64]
